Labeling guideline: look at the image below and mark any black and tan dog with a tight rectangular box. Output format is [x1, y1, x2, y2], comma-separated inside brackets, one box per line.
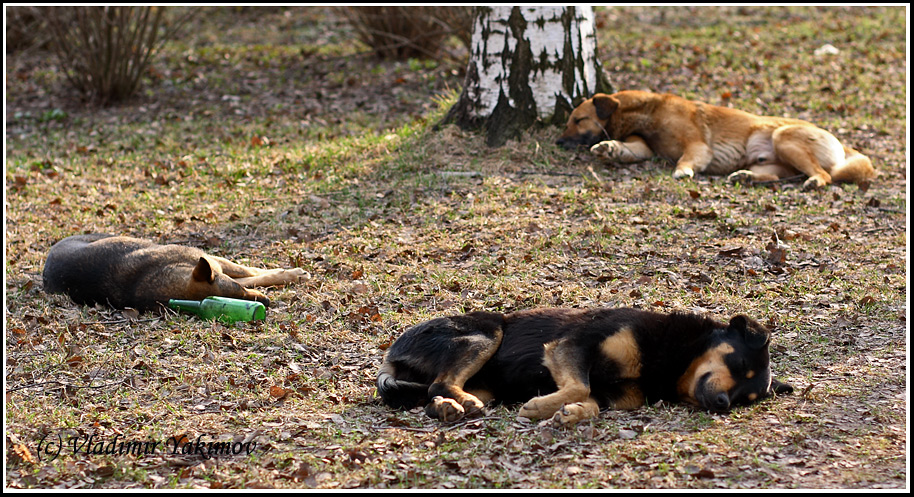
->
[377, 307, 793, 425]
[43, 234, 306, 312]
[557, 90, 875, 190]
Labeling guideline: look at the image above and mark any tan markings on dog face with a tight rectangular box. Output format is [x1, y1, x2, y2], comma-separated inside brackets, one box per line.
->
[600, 327, 641, 378]
[746, 370, 756, 379]
[676, 343, 736, 404]
[747, 392, 758, 402]
[559, 100, 605, 139]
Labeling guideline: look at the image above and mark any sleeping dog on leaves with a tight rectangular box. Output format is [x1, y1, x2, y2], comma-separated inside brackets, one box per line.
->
[377, 307, 793, 425]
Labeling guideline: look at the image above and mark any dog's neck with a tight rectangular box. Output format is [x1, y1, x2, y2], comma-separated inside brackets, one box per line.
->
[608, 93, 658, 138]
[636, 313, 724, 399]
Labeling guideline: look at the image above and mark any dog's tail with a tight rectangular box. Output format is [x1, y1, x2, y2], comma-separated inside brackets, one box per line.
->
[832, 147, 876, 185]
[376, 362, 429, 409]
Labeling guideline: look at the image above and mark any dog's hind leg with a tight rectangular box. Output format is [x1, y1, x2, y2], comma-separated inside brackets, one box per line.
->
[425, 326, 503, 422]
[727, 163, 800, 184]
[518, 339, 593, 421]
[772, 125, 843, 190]
[829, 147, 875, 185]
[211, 257, 306, 287]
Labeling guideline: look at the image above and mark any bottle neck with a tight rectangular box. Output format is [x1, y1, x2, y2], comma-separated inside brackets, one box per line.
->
[168, 299, 202, 311]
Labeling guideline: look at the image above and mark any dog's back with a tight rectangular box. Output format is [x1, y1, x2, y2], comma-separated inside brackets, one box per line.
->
[43, 234, 207, 311]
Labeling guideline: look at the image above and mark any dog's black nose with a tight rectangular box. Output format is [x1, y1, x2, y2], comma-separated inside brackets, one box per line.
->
[712, 393, 730, 412]
[556, 137, 579, 150]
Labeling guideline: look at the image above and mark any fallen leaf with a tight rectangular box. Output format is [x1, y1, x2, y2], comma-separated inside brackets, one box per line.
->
[859, 296, 877, 306]
[270, 385, 291, 399]
[718, 247, 744, 257]
[618, 429, 638, 440]
[691, 468, 715, 479]
[12, 443, 35, 464]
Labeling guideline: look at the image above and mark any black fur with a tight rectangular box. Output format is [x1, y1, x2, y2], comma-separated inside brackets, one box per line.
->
[377, 307, 792, 420]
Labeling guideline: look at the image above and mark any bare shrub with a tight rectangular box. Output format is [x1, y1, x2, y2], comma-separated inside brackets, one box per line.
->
[5, 6, 53, 53]
[41, 6, 191, 105]
[337, 6, 473, 60]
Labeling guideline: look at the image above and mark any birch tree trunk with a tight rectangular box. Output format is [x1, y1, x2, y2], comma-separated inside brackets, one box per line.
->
[441, 6, 612, 147]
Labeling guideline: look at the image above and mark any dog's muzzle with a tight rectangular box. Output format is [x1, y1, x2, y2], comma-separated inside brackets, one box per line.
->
[556, 132, 603, 150]
[695, 373, 732, 413]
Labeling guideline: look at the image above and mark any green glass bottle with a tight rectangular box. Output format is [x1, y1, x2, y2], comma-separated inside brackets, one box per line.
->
[167, 296, 266, 323]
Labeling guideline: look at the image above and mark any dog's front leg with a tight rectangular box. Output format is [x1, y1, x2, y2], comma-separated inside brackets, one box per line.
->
[672, 143, 713, 179]
[518, 339, 591, 421]
[519, 386, 590, 420]
[590, 135, 654, 163]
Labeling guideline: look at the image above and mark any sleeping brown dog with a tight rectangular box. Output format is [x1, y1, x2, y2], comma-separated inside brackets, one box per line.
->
[43, 234, 306, 312]
[557, 90, 875, 190]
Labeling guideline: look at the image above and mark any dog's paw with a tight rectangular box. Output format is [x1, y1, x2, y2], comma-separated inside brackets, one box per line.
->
[427, 396, 466, 422]
[672, 167, 695, 179]
[519, 399, 555, 420]
[551, 402, 598, 427]
[590, 140, 621, 160]
[461, 397, 486, 418]
[286, 267, 308, 282]
[518, 401, 540, 420]
[727, 170, 756, 184]
[802, 175, 828, 191]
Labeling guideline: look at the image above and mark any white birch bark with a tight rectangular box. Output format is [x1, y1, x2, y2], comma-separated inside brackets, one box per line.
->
[442, 6, 611, 146]
[465, 6, 600, 120]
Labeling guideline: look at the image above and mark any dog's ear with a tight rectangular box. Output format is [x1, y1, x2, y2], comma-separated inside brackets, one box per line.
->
[191, 257, 216, 283]
[770, 378, 794, 395]
[592, 94, 618, 121]
[729, 315, 770, 350]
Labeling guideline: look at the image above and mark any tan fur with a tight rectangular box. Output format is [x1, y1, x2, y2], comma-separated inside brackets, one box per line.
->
[552, 398, 601, 426]
[559, 90, 875, 190]
[429, 327, 503, 420]
[43, 234, 306, 312]
[600, 328, 641, 379]
[676, 343, 737, 406]
[378, 307, 794, 426]
[607, 384, 645, 410]
[519, 339, 591, 419]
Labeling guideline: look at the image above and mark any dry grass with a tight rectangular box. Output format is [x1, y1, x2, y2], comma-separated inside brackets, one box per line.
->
[4, 6, 907, 489]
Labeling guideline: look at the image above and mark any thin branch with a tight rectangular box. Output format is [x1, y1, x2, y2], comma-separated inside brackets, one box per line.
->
[6, 378, 127, 394]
